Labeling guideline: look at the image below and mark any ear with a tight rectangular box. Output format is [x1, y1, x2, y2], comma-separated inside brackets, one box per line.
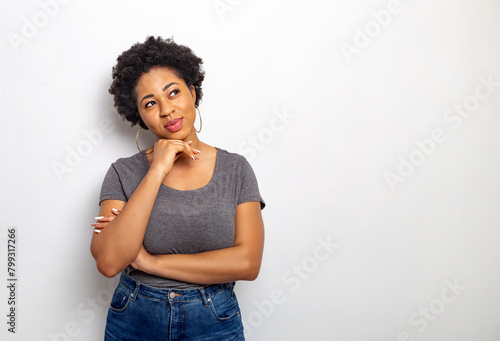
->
[189, 85, 196, 104]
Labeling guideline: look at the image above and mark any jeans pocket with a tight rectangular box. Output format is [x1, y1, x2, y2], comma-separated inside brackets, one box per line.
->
[109, 284, 131, 313]
[208, 284, 241, 322]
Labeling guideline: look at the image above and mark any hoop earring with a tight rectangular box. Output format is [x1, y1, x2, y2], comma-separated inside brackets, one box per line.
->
[136, 127, 154, 155]
[195, 106, 203, 133]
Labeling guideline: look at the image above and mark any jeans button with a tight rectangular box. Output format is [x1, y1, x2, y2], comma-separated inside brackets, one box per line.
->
[169, 292, 176, 299]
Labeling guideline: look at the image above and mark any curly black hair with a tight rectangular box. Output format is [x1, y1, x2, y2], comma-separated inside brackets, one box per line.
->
[109, 36, 205, 129]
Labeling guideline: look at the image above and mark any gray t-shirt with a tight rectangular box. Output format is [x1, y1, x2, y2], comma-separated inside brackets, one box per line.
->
[99, 147, 265, 288]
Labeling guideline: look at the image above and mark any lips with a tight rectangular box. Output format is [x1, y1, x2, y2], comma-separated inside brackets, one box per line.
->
[165, 118, 183, 132]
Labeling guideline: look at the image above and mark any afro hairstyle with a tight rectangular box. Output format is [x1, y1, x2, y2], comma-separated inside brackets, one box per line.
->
[108, 36, 205, 129]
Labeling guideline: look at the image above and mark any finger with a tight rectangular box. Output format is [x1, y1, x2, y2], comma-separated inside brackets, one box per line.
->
[91, 217, 114, 228]
[92, 217, 112, 224]
[178, 142, 198, 160]
[184, 141, 202, 157]
[161, 140, 198, 161]
[91, 217, 107, 227]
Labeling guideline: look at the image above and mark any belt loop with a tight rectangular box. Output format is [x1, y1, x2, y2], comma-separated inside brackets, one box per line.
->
[199, 287, 209, 306]
[130, 281, 140, 302]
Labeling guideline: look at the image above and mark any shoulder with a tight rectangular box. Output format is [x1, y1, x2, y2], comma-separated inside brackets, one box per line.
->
[216, 147, 250, 166]
[107, 152, 148, 179]
[215, 147, 254, 172]
[111, 152, 147, 169]
[215, 147, 258, 180]
[215, 148, 265, 208]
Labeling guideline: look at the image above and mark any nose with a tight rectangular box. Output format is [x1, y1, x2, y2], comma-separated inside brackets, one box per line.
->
[160, 105, 174, 118]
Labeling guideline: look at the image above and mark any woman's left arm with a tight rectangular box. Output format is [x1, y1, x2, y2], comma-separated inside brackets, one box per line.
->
[132, 201, 264, 284]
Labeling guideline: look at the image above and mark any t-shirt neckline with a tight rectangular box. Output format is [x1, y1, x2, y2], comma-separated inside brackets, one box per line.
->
[140, 147, 220, 193]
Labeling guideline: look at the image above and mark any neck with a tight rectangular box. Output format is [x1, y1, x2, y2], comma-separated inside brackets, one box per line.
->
[182, 130, 203, 150]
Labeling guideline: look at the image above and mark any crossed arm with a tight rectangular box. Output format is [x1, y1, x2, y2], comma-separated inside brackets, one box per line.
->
[90, 140, 264, 284]
[129, 201, 264, 284]
[90, 183, 264, 284]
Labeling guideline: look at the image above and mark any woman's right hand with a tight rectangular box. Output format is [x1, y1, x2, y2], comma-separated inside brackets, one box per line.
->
[149, 139, 200, 176]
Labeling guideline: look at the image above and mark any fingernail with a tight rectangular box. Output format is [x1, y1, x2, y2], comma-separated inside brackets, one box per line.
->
[112, 208, 118, 212]
[95, 216, 104, 220]
[94, 229, 101, 234]
[193, 149, 201, 153]
[187, 141, 193, 143]
[191, 155, 196, 160]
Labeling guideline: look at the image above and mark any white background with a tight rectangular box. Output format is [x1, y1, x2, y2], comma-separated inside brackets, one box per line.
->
[1, 0, 500, 340]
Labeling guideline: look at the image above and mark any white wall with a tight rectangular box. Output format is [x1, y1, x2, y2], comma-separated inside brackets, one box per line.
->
[1, 0, 500, 340]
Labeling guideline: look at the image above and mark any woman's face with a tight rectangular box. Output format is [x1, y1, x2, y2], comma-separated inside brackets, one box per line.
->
[135, 67, 197, 140]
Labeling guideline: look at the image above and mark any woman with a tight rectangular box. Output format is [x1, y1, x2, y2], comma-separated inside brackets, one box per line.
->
[90, 36, 265, 341]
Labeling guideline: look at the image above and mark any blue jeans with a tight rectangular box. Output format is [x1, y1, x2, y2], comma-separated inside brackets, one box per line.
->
[105, 272, 245, 341]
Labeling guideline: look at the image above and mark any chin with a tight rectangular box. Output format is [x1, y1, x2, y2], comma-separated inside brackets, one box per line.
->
[163, 131, 189, 141]
[177, 128, 196, 140]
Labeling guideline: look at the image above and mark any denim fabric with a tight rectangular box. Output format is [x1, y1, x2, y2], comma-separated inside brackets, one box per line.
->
[104, 272, 245, 341]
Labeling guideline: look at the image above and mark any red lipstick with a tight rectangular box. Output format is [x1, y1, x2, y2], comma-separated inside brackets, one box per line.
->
[165, 118, 183, 132]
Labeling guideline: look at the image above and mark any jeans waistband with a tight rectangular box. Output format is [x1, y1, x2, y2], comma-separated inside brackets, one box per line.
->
[117, 271, 234, 304]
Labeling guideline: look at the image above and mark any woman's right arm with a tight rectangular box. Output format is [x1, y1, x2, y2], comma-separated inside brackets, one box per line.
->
[90, 166, 166, 277]
[90, 140, 198, 278]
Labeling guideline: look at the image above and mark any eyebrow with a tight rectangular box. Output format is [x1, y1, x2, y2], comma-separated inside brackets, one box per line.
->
[162, 82, 179, 91]
[140, 82, 180, 104]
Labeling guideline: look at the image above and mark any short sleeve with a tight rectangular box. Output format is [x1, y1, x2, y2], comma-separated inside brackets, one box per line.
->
[238, 158, 265, 210]
[99, 164, 127, 205]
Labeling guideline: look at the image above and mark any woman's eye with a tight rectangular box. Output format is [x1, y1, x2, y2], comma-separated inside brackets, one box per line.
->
[169, 89, 179, 97]
[145, 101, 155, 108]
